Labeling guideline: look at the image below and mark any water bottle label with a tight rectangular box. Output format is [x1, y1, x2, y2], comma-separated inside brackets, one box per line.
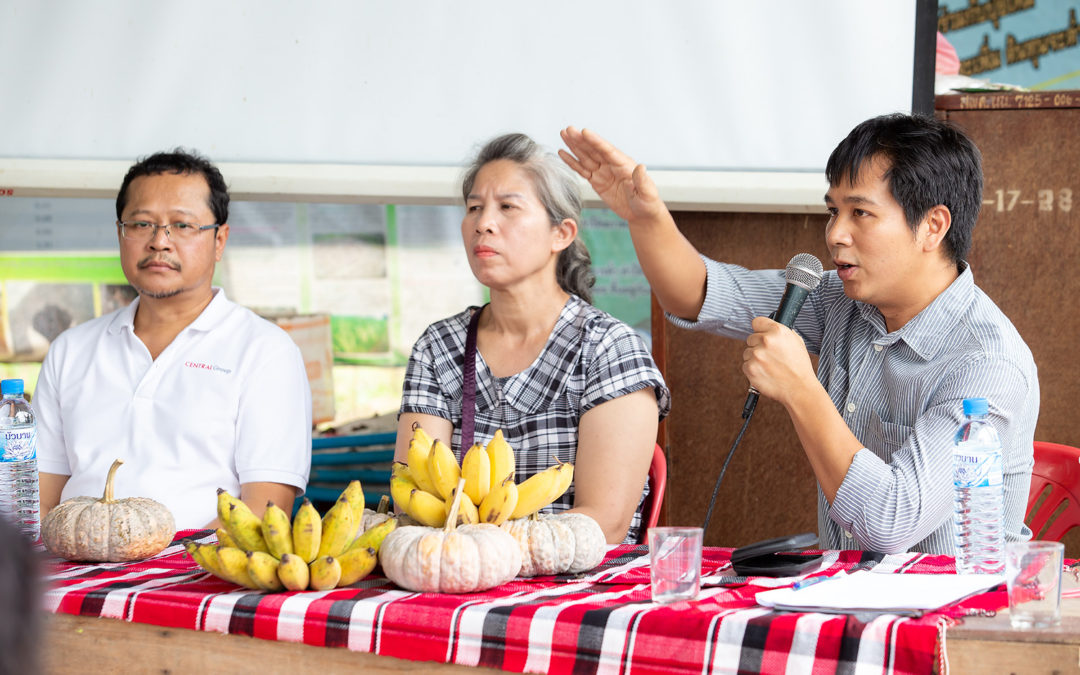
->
[0, 428, 36, 462]
[953, 445, 1003, 489]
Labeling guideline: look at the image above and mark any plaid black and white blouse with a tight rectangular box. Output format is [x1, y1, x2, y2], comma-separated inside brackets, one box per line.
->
[400, 295, 671, 543]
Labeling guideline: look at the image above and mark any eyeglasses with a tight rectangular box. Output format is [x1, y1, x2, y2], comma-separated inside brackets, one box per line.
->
[117, 220, 219, 242]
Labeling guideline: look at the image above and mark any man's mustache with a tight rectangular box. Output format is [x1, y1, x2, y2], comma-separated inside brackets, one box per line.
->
[137, 256, 181, 271]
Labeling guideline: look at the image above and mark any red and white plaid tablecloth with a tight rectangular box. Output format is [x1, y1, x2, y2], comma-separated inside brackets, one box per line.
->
[43, 530, 1006, 675]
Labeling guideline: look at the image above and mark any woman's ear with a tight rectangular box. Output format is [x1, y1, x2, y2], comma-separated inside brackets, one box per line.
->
[552, 218, 578, 253]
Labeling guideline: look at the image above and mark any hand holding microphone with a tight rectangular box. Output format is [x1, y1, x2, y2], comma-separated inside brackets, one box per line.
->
[742, 253, 824, 418]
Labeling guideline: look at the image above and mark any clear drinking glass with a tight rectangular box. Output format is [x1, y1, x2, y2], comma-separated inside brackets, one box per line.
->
[1005, 540, 1064, 629]
[648, 526, 703, 603]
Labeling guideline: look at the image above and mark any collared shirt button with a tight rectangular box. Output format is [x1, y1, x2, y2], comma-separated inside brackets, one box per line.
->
[845, 530, 853, 539]
[846, 402, 856, 413]
[873, 344, 883, 352]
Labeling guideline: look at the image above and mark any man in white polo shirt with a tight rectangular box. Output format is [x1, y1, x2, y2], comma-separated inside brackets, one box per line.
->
[33, 150, 312, 529]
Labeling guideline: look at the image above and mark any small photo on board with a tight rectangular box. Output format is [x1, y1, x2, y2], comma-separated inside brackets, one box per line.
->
[101, 284, 137, 314]
[4, 282, 95, 361]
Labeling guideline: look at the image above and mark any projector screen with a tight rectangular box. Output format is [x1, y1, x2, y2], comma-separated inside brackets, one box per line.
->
[0, 0, 916, 173]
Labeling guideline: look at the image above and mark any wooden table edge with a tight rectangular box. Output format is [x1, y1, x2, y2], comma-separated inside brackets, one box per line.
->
[43, 612, 506, 674]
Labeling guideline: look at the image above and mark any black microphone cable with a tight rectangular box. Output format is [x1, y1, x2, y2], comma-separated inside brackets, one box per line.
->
[700, 253, 823, 537]
[701, 393, 757, 535]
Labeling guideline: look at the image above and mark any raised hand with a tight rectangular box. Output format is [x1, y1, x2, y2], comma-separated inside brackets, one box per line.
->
[558, 127, 667, 223]
[561, 126, 705, 320]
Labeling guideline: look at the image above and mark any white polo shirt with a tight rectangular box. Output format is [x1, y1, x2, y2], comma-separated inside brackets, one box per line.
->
[34, 288, 312, 529]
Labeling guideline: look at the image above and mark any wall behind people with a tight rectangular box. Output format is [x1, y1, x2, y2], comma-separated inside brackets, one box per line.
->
[0, 0, 920, 427]
[0, 199, 652, 427]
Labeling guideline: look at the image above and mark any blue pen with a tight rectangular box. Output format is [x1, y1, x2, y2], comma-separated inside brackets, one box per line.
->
[792, 571, 844, 591]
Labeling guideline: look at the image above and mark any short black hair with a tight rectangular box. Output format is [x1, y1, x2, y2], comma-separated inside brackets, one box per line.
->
[115, 148, 230, 226]
[825, 113, 983, 266]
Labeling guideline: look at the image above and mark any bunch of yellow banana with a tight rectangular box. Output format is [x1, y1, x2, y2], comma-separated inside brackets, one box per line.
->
[392, 423, 574, 527]
[183, 481, 397, 592]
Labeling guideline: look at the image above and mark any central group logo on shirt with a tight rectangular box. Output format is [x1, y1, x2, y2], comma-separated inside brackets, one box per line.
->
[184, 361, 232, 375]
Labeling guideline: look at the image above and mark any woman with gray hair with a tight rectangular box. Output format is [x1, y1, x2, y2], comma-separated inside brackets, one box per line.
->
[395, 133, 670, 544]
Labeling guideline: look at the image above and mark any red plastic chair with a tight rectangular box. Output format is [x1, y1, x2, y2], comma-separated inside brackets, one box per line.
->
[639, 443, 668, 542]
[1025, 441, 1080, 542]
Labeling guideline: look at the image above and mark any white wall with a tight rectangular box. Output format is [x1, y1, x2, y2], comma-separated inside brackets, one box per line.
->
[0, 0, 915, 174]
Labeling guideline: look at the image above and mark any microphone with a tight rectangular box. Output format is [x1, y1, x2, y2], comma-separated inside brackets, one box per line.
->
[742, 253, 824, 418]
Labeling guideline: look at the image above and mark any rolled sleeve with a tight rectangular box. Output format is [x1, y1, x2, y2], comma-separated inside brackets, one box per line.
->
[665, 257, 785, 337]
[664, 256, 833, 356]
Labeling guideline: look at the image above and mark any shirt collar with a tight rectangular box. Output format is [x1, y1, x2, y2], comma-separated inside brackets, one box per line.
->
[188, 288, 230, 331]
[106, 287, 228, 335]
[107, 294, 140, 334]
[858, 263, 974, 359]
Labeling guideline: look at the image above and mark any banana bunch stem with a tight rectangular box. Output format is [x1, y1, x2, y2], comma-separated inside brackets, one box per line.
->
[444, 477, 467, 534]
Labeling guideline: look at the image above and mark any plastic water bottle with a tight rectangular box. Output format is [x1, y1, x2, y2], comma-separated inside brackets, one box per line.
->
[0, 379, 40, 541]
[952, 397, 1004, 574]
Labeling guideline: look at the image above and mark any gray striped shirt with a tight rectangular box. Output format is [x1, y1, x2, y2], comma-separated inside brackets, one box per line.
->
[670, 258, 1038, 554]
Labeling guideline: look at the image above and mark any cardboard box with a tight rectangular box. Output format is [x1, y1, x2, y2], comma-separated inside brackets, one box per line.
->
[267, 314, 336, 426]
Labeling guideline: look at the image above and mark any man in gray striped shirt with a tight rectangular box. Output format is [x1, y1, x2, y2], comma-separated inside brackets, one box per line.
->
[560, 115, 1039, 555]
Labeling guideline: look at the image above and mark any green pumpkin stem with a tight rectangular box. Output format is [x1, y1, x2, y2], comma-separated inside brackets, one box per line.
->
[102, 459, 124, 503]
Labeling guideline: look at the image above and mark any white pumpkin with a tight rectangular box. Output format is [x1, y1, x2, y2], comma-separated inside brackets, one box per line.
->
[360, 508, 393, 532]
[379, 480, 522, 593]
[503, 515, 575, 576]
[502, 512, 607, 577]
[559, 513, 607, 573]
[41, 459, 176, 562]
[354, 494, 395, 542]
[380, 523, 521, 593]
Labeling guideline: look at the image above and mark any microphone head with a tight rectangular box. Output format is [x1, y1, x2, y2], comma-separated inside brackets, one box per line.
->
[786, 253, 824, 291]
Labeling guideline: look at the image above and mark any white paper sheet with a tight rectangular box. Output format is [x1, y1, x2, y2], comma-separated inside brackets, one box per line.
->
[756, 570, 1004, 617]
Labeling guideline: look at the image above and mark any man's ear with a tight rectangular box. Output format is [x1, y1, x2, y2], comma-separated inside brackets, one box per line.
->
[920, 205, 951, 253]
[214, 223, 230, 261]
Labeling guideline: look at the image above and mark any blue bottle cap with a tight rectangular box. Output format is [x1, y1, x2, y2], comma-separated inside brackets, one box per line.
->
[0, 379, 25, 396]
[962, 398, 989, 416]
